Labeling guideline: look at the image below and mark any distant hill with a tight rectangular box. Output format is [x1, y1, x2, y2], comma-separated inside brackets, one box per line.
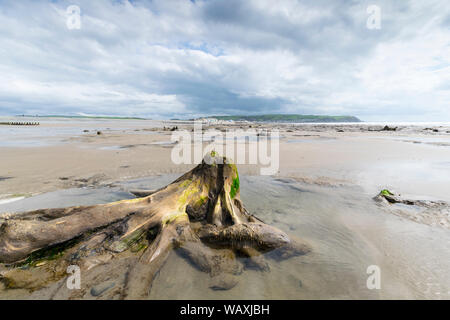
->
[206, 114, 361, 123]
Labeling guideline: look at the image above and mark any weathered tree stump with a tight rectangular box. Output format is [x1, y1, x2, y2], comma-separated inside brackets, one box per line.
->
[0, 154, 310, 299]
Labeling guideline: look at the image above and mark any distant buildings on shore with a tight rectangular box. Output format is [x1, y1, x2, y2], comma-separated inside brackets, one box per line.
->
[194, 114, 361, 123]
[196, 117, 238, 124]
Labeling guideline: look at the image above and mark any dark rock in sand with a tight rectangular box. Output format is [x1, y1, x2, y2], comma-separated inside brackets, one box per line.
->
[382, 125, 397, 131]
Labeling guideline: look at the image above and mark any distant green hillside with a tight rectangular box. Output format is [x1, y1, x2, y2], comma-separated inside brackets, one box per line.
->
[207, 114, 361, 123]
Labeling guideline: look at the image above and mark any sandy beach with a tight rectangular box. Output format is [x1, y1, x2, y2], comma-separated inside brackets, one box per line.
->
[1, 117, 450, 300]
[1, 118, 450, 200]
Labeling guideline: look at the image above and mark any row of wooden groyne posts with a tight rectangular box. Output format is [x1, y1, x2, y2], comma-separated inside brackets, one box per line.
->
[0, 121, 40, 126]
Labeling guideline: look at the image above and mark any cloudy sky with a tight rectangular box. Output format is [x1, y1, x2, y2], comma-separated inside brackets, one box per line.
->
[0, 0, 448, 121]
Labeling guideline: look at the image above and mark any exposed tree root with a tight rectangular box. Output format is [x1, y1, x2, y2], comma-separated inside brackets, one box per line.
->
[374, 189, 450, 229]
[0, 154, 311, 299]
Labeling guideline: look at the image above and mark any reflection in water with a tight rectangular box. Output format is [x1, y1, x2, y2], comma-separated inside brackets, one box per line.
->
[1, 175, 449, 299]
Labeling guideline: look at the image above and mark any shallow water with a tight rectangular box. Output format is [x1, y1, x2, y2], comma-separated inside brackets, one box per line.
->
[0, 117, 161, 148]
[284, 133, 450, 202]
[1, 174, 449, 299]
[356, 158, 450, 202]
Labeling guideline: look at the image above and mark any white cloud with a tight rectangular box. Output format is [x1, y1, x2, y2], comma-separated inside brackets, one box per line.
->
[0, 0, 448, 120]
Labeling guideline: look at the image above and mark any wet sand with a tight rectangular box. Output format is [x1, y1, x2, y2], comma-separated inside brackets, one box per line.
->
[1, 119, 450, 201]
[1, 118, 450, 299]
[1, 175, 449, 299]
